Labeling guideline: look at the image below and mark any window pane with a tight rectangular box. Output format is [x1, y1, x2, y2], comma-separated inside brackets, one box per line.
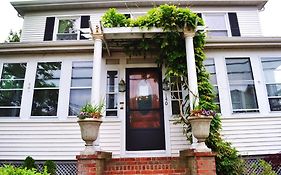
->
[0, 80, 24, 89]
[226, 58, 254, 81]
[268, 98, 281, 111]
[262, 58, 281, 83]
[107, 71, 118, 92]
[1, 63, 26, 79]
[0, 108, 20, 117]
[205, 14, 226, 29]
[71, 61, 93, 87]
[204, 59, 217, 84]
[0, 90, 22, 106]
[172, 101, 181, 115]
[266, 84, 281, 97]
[230, 84, 258, 110]
[69, 89, 91, 116]
[106, 94, 117, 109]
[58, 19, 77, 34]
[57, 34, 77, 40]
[31, 89, 59, 116]
[207, 31, 228, 37]
[35, 62, 61, 88]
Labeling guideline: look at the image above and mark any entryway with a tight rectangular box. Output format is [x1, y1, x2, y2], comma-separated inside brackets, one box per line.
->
[125, 68, 165, 151]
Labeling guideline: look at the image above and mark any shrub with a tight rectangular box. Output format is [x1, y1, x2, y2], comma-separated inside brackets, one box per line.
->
[43, 160, 56, 175]
[23, 156, 37, 170]
[0, 165, 49, 175]
[250, 159, 277, 175]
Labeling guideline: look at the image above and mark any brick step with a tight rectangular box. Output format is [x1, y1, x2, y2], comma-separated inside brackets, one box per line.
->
[104, 157, 187, 175]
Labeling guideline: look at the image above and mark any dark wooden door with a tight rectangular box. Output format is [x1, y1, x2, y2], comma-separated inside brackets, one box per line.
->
[126, 68, 165, 151]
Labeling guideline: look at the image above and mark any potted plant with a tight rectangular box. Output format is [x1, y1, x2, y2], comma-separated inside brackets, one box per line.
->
[77, 101, 105, 155]
[188, 107, 216, 152]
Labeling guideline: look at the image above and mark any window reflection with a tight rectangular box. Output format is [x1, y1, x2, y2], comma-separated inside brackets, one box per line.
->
[0, 63, 26, 117]
[226, 58, 258, 112]
[32, 62, 61, 116]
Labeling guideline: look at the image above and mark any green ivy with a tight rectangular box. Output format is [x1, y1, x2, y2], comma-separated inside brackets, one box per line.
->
[102, 5, 244, 175]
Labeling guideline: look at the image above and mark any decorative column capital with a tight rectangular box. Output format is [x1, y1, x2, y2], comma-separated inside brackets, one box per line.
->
[183, 27, 195, 38]
[91, 25, 104, 40]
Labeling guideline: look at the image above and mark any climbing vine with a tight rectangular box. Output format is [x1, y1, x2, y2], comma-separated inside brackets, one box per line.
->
[102, 5, 244, 175]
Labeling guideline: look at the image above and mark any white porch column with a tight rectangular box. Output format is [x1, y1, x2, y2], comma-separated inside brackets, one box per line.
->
[91, 32, 103, 104]
[91, 29, 104, 151]
[184, 28, 199, 110]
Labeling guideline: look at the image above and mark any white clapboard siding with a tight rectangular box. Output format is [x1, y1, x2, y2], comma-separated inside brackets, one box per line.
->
[221, 117, 281, 155]
[98, 120, 121, 158]
[169, 120, 190, 156]
[0, 120, 121, 160]
[237, 10, 262, 37]
[21, 15, 46, 42]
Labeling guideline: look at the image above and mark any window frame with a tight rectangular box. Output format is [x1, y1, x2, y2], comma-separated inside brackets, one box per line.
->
[53, 16, 81, 41]
[202, 13, 232, 37]
[225, 57, 259, 113]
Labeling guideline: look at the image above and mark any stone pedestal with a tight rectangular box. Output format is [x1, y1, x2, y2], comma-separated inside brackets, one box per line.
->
[76, 151, 112, 175]
[180, 149, 217, 175]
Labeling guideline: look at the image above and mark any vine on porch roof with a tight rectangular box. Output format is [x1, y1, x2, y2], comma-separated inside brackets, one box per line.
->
[102, 5, 244, 175]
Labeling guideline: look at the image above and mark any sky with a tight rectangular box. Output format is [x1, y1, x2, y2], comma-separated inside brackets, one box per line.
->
[0, 0, 280, 42]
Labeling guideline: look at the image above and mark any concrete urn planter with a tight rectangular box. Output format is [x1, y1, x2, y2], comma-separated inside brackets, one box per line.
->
[188, 115, 213, 152]
[77, 118, 102, 155]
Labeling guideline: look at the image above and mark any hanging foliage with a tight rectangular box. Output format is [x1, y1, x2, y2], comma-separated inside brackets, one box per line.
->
[102, 5, 244, 175]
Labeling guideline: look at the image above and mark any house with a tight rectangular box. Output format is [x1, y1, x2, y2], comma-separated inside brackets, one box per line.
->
[0, 0, 281, 174]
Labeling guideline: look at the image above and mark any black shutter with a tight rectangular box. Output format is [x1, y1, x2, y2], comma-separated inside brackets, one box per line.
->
[80, 15, 90, 28]
[80, 16, 90, 40]
[228, 13, 241, 36]
[43, 17, 55, 41]
[197, 13, 202, 18]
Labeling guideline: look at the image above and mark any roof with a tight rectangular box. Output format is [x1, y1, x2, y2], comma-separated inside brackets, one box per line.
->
[11, 0, 268, 16]
[1, 37, 281, 55]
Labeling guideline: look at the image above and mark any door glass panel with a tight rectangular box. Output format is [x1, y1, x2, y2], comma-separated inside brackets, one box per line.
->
[128, 70, 160, 128]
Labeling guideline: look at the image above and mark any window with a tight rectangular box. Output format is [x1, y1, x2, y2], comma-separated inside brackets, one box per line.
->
[31, 62, 61, 116]
[170, 77, 183, 115]
[203, 13, 229, 37]
[106, 71, 118, 117]
[69, 61, 93, 116]
[204, 59, 220, 111]
[57, 18, 79, 40]
[226, 58, 258, 113]
[202, 13, 240, 37]
[44, 16, 90, 41]
[0, 63, 26, 117]
[261, 57, 281, 111]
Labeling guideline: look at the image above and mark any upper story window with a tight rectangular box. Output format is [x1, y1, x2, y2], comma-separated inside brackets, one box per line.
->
[261, 57, 281, 111]
[225, 58, 258, 113]
[57, 18, 79, 40]
[44, 16, 90, 41]
[201, 12, 241, 37]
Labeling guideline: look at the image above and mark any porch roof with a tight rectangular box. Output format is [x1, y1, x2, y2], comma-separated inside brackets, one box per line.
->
[12, 0, 268, 16]
[1, 37, 281, 55]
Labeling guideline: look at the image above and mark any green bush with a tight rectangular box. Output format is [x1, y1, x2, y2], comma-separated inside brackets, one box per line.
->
[43, 160, 56, 175]
[0, 165, 49, 175]
[250, 159, 277, 175]
[23, 156, 37, 170]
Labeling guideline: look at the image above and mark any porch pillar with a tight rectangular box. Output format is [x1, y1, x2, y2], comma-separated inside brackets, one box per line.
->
[91, 30, 103, 104]
[184, 28, 199, 110]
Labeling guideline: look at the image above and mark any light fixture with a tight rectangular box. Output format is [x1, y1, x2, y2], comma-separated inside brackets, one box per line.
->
[118, 79, 126, 92]
[162, 80, 170, 91]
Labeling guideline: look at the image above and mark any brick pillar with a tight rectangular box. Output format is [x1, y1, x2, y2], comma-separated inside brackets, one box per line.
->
[180, 149, 216, 175]
[76, 151, 112, 175]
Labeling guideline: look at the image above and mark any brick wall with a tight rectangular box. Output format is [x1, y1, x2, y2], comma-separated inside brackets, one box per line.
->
[104, 157, 186, 175]
[77, 149, 217, 175]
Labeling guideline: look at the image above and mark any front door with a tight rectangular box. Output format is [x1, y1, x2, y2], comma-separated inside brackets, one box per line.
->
[126, 68, 165, 151]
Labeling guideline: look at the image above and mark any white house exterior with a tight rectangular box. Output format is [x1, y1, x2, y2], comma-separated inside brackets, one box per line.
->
[0, 0, 281, 164]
